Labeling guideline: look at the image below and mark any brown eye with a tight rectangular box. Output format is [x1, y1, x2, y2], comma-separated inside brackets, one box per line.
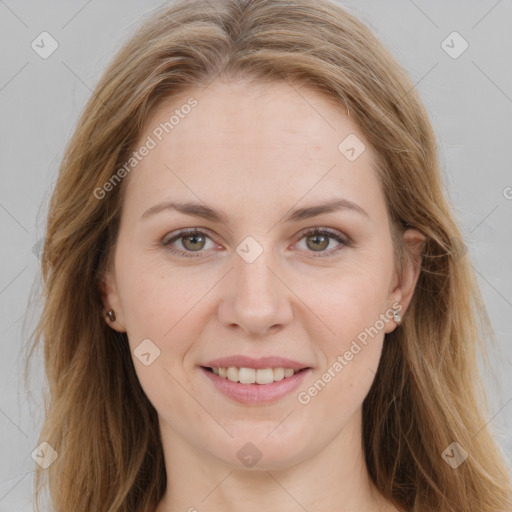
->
[181, 233, 206, 251]
[305, 232, 330, 252]
[162, 229, 215, 258]
[295, 228, 350, 258]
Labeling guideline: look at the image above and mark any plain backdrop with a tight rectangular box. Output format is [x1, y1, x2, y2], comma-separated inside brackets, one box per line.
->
[0, 0, 511, 509]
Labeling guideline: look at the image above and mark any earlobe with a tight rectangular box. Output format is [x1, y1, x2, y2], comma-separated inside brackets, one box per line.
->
[99, 271, 126, 332]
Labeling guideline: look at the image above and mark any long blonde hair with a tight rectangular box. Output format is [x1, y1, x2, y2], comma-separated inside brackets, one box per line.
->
[27, 0, 512, 510]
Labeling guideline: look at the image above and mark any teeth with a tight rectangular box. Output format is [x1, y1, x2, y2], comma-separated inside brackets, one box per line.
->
[256, 368, 273, 384]
[273, 367, 284, 381]
[211, 366, 301, 384]
[238, 367, 255, 384]
[226, 367, 238, 382]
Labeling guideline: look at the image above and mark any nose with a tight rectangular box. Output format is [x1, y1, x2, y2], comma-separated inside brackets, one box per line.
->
[217, 243, 294, 337]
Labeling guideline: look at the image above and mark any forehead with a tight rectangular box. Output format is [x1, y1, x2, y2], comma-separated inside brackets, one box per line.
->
[121, 79, 385, 220]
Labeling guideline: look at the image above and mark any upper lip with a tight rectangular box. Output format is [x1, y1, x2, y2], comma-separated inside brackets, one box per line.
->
[200, 355, 311, 370]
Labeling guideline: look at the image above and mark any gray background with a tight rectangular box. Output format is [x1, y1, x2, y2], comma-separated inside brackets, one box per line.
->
[1, 0, 511, 509]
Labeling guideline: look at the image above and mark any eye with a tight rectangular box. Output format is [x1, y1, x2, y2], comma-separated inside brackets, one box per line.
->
[161, 227, 351, 258]
[293, 227, 351, 257]
[161, 228, 216, 258]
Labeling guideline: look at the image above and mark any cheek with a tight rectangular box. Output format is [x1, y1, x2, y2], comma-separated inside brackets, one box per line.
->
[117, 246, 197, 332]
[118, 260, 223, 385]
[293, 259, 391, 401]
[295, 279, 387, 431]
[118, 265, 207, 415]
[293, 262, 391, 344]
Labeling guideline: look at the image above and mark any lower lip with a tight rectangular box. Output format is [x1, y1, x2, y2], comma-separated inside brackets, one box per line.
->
[200, 367, 312, 405]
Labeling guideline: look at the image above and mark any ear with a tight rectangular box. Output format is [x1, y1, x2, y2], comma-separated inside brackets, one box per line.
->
[385, 228, 425, 333]
[99, 267, 127, 333]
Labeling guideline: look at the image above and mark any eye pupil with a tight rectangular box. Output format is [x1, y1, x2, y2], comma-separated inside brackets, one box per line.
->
[307, 233, 329, 251]
[182, 234, 205, 251]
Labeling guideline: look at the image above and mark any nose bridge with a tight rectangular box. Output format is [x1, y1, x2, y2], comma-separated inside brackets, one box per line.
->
[218, 235, 292, 335]
[236, 243, 274, 299]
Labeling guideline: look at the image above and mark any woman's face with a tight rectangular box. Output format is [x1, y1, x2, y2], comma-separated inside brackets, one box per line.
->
[103, 79, 422, 470]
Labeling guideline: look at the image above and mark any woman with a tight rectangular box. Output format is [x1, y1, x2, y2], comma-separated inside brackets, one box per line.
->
[28, 0, 512, 510]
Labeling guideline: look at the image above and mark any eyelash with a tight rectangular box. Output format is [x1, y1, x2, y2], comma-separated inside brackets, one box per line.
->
[161, 227, 351, 259]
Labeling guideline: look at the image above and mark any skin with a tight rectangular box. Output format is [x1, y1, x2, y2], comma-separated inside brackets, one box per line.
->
[101, 78, 424, 512]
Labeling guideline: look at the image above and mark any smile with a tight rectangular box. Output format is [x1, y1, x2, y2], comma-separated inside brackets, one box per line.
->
[205, 366, 302, 384]
[200, 366, 311, 405]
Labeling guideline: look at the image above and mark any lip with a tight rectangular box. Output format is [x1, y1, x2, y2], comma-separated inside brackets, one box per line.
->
[200, 366, 312, 405]
[201, 355, 310, 370]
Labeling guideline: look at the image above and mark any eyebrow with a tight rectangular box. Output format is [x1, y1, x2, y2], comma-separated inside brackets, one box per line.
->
[140, 198, 369, 223]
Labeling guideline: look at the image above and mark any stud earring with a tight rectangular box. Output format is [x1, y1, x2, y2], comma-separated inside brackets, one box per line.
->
[106, 309, 116, 322]
[392, 309, 401, 325]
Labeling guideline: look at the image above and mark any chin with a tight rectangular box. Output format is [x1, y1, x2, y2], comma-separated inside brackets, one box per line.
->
[209, 433, 310, 471]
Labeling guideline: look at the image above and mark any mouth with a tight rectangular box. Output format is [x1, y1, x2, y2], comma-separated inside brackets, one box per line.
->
[201, 365, 308, 384]
[199, 359, 312, 404]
